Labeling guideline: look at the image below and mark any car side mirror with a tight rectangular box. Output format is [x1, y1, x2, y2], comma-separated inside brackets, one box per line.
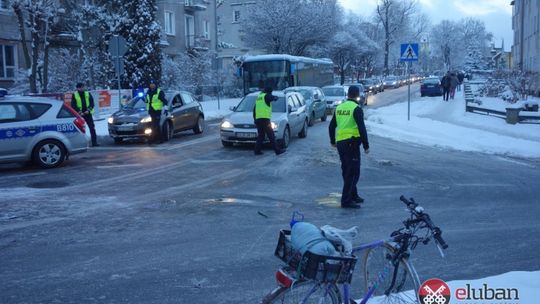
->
[288, 105, 293, 113]
[314, 94, 320, 100]
[229, 105, 236, 111]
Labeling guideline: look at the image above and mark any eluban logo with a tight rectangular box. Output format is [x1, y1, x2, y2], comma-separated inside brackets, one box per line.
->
[455, 284, 519, 301]
[419, 278, 451, 304]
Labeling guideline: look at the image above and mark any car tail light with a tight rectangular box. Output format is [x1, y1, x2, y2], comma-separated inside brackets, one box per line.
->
[65, 105, 86, 133]
[275, 269, 295, 288]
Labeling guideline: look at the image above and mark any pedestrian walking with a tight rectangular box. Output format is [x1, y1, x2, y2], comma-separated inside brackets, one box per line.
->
[145, 80, 167, 144]
[441, 72, 451, 101]
[328, 86, 370, 209]
[253, 87, 285, 155]
[449, 73, 459, 99]
[457, 71, 465, 92]
[71, 83, 99, 147]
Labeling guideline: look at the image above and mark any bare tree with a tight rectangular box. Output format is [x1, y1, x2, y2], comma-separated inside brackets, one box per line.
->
[242, 0, 342, 56]
[11, 0, 58, 93]
[375, 0, 417, 75]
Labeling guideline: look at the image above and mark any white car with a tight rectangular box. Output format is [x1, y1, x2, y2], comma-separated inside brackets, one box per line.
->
[0, 96, 88, 168]
[220, 91, 308, 149]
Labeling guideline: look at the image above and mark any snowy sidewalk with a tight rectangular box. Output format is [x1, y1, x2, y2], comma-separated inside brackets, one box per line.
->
[364, 90, 540, 158]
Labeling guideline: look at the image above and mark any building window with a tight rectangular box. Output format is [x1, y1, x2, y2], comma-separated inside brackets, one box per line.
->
[0, 0, 9, 9]
[164, 11, 175, 35]
[0, 45, 16, 79]
[185, 15, 195, 48]
[233, 10, 240, 23]
[203, 20, 210, 40]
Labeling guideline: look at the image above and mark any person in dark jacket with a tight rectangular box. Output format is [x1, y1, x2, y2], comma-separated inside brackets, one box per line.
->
[441, 72, 451, 101]
[253, 87, 285, 155]
[71, 83, 99, 147]
[457, 72, 465, 92]
[328, 86, 370, 209]
[145, 80, 167, 144]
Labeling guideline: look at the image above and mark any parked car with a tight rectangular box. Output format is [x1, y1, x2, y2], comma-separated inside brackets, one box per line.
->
[220, 91, 308, 148]
[0, 96, 88, 168]
[283, 86, 327, 126]
[383, 76, 400, 89]
[108, 91, 204, 143]
[420, 77, 443, 97]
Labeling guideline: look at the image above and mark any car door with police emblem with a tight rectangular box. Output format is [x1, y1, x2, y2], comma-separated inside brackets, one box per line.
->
[0, 102, 44, 161]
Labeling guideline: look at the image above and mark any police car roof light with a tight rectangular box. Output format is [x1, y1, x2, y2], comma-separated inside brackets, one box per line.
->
[137, 92, 144, 97]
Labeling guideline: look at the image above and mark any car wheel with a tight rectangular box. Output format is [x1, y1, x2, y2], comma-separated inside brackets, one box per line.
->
[308, 112, 315, 126]
[193, 115, 204, 134]
[162, 121, 173, 142]
[321, 113, 327, 122]
[113, 138, 123, 144]
[299, 120, 308, 138]
[278, 126, 290, 149]
[222, 140, 233, 147]
[32, 139, 66, 169]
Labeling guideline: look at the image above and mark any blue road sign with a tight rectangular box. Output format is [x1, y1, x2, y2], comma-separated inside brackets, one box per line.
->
[400, 43, 419, 61]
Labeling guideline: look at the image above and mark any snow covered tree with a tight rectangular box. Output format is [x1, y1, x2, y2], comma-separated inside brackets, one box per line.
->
[242, 0, 342, 56]
[11, 0, 59, 93]
[120, 0, 162, 88]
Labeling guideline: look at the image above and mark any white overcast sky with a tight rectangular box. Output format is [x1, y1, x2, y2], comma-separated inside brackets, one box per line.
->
[339, 0, 513, 51]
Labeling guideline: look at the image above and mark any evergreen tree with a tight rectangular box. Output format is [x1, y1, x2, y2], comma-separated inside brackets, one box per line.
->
[121, 0, 162, 88]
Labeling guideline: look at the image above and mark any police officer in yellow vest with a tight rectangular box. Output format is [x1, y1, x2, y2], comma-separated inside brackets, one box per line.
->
[145, 80, 167, 144]
[71, 83, 99, 146]
[253, 87, 286, 155]
[328, 86, 370, 209]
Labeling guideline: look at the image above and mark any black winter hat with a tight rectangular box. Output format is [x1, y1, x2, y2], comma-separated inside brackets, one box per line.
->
[348, 86, 360, 98]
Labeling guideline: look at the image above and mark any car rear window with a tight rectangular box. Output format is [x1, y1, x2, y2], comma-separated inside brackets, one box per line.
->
[424, 79, 440, 84]
[27, 103, 51, 118]
[57, 104, 76, 118]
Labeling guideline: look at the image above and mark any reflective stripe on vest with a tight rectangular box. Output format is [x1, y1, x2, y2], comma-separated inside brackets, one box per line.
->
[335, 100, 360, 142]
[255, 93, 272, 119]
[146, 88, 163, 111]
[73, 91, 94, 114]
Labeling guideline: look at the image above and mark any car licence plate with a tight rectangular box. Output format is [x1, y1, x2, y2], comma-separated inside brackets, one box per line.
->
[117, 124, 136, 131]
[237, 132, 257, 138]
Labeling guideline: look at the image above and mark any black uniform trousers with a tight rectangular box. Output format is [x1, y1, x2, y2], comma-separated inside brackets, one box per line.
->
[337, 138, 361, 204]
[442, 88, 450, 101]
[82, 113, 97, 145]
[149, 110, 162, 143]
[254, 118, 279, 153]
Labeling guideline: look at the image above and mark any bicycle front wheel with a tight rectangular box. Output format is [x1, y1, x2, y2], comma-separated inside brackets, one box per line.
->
[361, 243, 420, 304]
[261, 280, 341, 304]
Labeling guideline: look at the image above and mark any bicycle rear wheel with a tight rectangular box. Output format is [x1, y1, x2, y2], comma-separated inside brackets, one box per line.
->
[360, 243, 420, 304]
[262, 280, 341, 304]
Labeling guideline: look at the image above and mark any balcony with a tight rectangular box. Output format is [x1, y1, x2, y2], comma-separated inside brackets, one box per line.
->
[184, 0, 207, 11]
[187, 35, 211, 53]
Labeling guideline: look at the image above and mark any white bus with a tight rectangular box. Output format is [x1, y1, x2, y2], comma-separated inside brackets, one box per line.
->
[241, 54, 334, 95]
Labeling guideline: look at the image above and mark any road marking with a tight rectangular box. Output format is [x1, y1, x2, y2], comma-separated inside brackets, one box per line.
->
[2, 171, 47, 179]
[190, 159, 236, 164]
[96, 164, 143, 169]
[164, 136, 215, 150]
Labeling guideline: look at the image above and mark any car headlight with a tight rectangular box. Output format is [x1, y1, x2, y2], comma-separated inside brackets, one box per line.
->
[107, 116, 114, 124]
[271, 122, 278, 130]
[140, 116, 152, 123]
[333, 100, 342, 106]
[221, 121, 234, 129]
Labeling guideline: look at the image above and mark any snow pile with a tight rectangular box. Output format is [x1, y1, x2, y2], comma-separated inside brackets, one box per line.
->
[365, 91, 540, 158]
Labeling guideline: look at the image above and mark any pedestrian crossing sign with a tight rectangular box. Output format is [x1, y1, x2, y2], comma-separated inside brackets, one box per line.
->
[400, 43, 419, 61]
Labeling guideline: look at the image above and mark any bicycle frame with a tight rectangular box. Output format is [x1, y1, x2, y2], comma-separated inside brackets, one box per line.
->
[341, 239, 387, 304]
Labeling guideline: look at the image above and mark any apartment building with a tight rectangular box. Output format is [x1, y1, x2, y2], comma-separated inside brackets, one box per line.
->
[0, 0, 21, 89]
[511, 0, 540, 73]
[157, 0, 217, 57]
[216, 0, 265, 66]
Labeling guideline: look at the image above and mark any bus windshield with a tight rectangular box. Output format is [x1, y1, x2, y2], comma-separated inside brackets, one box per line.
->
[242, 60, 290, 94]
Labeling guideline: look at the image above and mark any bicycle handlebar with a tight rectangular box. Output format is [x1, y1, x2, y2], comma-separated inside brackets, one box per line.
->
[399, 195, 448, 249]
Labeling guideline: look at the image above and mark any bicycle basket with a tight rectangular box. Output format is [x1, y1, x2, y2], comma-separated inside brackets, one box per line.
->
[274, 229, 357, 284]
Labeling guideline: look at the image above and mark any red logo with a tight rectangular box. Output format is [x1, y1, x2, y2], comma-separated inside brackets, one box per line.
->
[419, 278, 451, 304]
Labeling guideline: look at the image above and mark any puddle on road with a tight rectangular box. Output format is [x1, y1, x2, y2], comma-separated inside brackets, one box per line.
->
[27, 181, 70, 189]
[204, 197, 292, 208]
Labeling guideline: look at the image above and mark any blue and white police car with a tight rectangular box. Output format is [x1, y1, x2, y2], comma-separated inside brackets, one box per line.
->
[0, 95, 88, 168]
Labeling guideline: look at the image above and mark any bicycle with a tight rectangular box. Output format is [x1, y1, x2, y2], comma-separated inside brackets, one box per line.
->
[262, 195, 449, 304]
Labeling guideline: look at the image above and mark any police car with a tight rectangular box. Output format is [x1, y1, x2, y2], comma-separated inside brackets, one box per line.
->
[0, 95, 88, 168]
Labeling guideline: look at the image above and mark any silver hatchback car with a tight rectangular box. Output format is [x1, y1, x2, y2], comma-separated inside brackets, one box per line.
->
[0, 96, 88, 168]
[220, 91, 309, 149]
